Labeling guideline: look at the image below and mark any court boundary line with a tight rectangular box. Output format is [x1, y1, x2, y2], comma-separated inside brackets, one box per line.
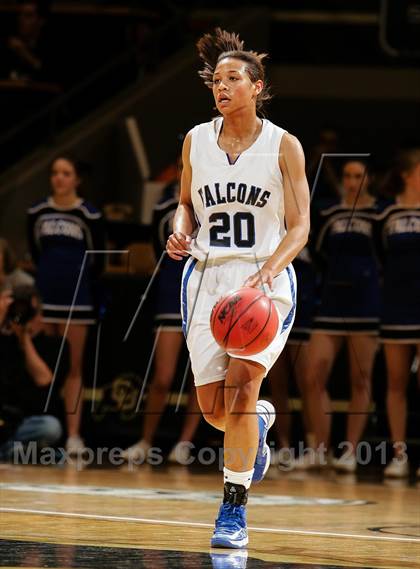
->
[0, 482, 369, 507]
[1, 507, 419, 543]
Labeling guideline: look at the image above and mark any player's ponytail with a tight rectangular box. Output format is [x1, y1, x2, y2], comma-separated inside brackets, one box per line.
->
[196, 28, 271, 114]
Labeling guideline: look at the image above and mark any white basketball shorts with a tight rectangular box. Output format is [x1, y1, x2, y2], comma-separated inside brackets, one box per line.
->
[180, 256, 297, 387]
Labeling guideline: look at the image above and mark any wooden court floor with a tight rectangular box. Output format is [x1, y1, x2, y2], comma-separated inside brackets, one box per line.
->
[0, 463, 419, 568]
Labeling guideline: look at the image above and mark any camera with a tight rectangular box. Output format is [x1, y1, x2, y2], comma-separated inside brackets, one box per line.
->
[6, 286, 37, 325]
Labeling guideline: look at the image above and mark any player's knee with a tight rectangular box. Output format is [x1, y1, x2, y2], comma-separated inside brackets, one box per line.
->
[227, 380, 257, 414]
[202, 407, 225, 430]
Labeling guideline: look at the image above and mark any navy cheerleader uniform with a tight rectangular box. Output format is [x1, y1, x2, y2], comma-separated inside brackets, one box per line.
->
[377, 203, 420, 343]
[288, 246, 316, 344]
[152, 183, 186, 331]
[312, 201, 381, 334]
[27, 197, 105, 324]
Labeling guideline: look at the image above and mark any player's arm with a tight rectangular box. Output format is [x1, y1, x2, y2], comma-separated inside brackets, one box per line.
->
[245, 133, 310, 289]
[167, 132, 197, 260]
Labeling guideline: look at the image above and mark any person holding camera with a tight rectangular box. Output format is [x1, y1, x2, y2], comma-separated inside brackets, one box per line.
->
[0, 285, 68, 461]
[0, 237, 34, 291]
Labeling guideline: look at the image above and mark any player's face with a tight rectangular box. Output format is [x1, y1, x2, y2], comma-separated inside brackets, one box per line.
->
[212, 58, 262, 115]
[342, 162, 369, 195]
[50, 159, 80, 197]
[403, 162, 420, 194]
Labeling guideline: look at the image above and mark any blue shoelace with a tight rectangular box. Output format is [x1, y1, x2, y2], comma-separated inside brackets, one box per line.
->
[216, 504, 246, 531]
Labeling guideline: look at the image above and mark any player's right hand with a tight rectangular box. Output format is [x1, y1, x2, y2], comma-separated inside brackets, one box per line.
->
[166, 232, 192, 260]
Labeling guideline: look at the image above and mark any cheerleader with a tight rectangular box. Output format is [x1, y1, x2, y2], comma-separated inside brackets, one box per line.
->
[27, 156, 105, 454]
[302, 160, 380, 472]
[378, 148, 420, 478]
[269, 245, 316, 467]
[121, 160, 201, 464]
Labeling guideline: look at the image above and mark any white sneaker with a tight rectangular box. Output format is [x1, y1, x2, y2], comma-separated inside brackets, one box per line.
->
[293, 449, 329, 470]
[273, 448, 295, 470]
[120, 439, 151, 462]
[332, 453, 357, 473]
[384, 458, 409, 478]
[167, 441, 193, 465]
[65, 435, 86, 456]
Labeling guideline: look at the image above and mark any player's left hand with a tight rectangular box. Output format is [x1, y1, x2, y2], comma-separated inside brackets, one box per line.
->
[244, 266, 276, 291]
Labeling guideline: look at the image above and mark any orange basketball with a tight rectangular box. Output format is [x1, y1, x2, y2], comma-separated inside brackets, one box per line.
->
[210, 287, 279, 356]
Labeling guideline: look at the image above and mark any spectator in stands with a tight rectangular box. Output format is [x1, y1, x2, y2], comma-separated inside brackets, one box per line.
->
[300, 160, 381, 472]
[0, 237, 34, 291]
[121, 157, 201, 464]
[27, 155, 105, 456]
[378, 148, 420, 478]
[0, 285, 67, 461]
[2, 0, 52, 82]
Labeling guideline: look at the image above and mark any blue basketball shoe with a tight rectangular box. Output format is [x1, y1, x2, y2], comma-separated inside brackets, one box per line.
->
[253, 400, 276, 483]
[211, 483, 248, 549]
[210, 550, 248, 568]
[211, 502, 248, 548]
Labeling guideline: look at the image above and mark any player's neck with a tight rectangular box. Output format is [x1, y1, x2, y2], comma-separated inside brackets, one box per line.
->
[397, 187, 420, 207]
[220, 110, 261, 142]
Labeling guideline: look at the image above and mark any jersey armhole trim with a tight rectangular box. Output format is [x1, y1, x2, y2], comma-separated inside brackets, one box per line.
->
[276, 128, 287, 184]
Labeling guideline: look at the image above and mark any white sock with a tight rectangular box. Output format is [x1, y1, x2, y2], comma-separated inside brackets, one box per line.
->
[223, 467, 254, 490]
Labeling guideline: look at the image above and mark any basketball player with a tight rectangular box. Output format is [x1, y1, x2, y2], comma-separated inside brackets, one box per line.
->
[167, 29, 310, 548]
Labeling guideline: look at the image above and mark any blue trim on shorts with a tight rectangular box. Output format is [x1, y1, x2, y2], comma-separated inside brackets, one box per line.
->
[281, 265, 296, 334]
[181, 258, 197, 337]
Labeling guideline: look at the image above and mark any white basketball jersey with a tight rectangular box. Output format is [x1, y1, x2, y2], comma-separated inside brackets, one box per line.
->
[189, 117, 287, 261]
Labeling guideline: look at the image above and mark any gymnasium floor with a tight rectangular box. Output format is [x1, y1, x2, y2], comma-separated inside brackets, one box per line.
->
[0, 463, 419, 568]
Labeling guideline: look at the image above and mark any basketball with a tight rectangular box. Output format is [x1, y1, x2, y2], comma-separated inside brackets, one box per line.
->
[210, 286, 279, 356]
